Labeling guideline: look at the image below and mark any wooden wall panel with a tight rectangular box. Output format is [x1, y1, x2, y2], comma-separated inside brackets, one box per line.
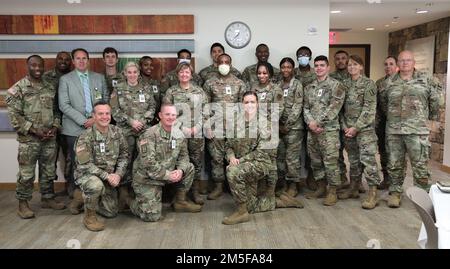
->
[0, 15, 194, 34]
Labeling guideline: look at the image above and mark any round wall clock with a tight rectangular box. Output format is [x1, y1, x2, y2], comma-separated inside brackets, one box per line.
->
[224, 21, 251, 49]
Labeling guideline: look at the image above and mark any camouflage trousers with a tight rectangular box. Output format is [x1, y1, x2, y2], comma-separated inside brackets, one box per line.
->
[122, 134, 140, 186]
[207, 138, 226, 183]
[344, 130, 381, 186]
[338, 130, 347, 178]
[130, 163, 194, 222]
[16, 139, 58, 201]
[227, 161, 275, 213]
[187, 137, 205, 181]
[76, 175, 118, 218]
[386, 134, 431, 193]
[277, 130, 305, 182]
[307, 130, 341, 186]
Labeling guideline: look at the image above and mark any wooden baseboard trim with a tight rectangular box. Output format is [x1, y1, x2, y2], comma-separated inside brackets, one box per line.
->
[0, 182, 66, 191]
[441, 164, 450, 174]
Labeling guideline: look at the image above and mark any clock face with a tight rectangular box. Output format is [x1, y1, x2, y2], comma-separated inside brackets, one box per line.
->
[224, 21, 251, 49]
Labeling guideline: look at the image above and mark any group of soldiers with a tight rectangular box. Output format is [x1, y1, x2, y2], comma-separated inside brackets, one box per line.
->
[6, 42, 443, 230]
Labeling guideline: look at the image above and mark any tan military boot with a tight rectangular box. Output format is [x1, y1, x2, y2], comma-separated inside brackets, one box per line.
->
[173, 190, 202, 213]
[387, 192, 402, 208]
[286, 181, 298, 197]
[358, 181, 366, 193]
[323, 186, 338, 206]
[198, 180, 209, 195]
[207, 182, 223, 200]
[69, 189, 84, 215]
[118, 185, 131, 212]
[305, 180, 327, 199]
[278, 193, 304, 208]
[191, 180, 204, 205]
[18, 200, 35, 219]
[338, 181, 360, 200]
[362, 186, 378, 210]
[41, 198, 66, 210]
[222, 203, 250, 225]
[83, 208, 105, 232]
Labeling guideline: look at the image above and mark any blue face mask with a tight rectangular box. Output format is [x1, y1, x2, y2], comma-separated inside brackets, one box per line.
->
[298, 56, 310, 67]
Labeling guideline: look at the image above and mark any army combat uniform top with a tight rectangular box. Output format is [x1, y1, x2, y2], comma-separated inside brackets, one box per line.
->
[242, 63, 280, 86]
[160, 69, 203, 94]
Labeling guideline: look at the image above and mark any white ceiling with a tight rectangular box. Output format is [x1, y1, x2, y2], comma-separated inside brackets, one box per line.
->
[330, 0, 450, 32]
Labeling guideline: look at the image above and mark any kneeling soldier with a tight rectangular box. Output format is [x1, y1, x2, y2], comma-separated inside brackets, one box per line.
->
[74, 101, 129, 231]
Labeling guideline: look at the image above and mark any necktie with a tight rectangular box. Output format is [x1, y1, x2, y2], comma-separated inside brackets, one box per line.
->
[81, 73, 92, 115]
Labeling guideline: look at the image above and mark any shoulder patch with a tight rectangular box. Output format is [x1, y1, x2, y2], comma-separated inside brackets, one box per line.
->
[139, 139, 148, 146]
[7, 86, 18, 96]
[76, 145, 86, 153]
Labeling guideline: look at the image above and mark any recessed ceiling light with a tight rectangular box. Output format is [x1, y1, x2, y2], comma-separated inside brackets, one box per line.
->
[331, 10, 342, 14]
[416, 9, 429, 14]
[391, 21, 398, 24]
[366, 27, 375, 31]
[385, 24, 390, 27]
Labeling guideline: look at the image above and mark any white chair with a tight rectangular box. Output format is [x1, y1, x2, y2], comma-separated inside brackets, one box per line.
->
[406, 186, 438, 249]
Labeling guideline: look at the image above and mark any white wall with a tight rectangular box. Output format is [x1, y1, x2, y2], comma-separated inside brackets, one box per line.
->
[443, 21, 450, 168]
[332, 31, 389, 80]
[0, 0, 330, 183]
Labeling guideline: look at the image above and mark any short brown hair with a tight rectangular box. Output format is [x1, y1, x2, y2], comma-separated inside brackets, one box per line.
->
[349, 55, 364, 67]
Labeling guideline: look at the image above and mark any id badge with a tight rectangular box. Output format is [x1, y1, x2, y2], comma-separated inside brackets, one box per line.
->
[171, 140, 176, 149]
[112, 80, 118, 87]
[261, 92, 266, 100]
[317, 88, 323, 97]
[283, 89, 289, 97]
[95, 88, 102, 100]
[100, 142, 106, 153]
[152, 86, 158, 93]
[225, 86, 232, 95]
[139, 93, 146, 103]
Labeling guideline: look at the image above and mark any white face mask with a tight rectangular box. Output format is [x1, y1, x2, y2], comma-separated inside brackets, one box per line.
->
[179, 59, 191, 64]
[298, 56, 310, 67]
[218, 64, 231, 76]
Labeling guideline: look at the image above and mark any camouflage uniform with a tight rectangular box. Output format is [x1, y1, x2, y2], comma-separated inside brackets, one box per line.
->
[384, 71, 442, 193]
[277, 78, 306, 183]
[105, 73, 124, 99]
[199, 64, 242, 83]
[329, 69, 350, 180]
[340, 76, 380, 186]
[226, 117, 276, 213]
[141, 76, 162, 116]
[131, 123, 194, 222]
[74, 124, 129, 217]
[43, 68, 70, 179]
[294, 68, 316, 88]
[249, 81, 283, 187]
[110, 81, 156, 185]
[6, 76, 60, 201]
[304, 76, 345, 186]
[241, 63, 280, 86]
[160, 69, 203, 95]
[203, 74, 247, 184]
[163, 84, 209, 182]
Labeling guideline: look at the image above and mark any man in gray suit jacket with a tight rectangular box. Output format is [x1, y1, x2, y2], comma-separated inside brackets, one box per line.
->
[59, 48, 108, 214]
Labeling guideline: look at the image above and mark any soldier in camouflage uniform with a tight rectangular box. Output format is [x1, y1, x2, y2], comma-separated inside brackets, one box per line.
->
[384, 51, 443, 208]
[242, 44, 280, 86]
[163, 62, 209, 205]
[130, 103, 202, 222]
[329, 50, 351, 190]
[139, 56, 162, 121]
[42, 51, 72, 196]
[199, 42, 241, 83]
[249, 62, 283, 197]
[338, 55, 381, 209]
[7, 55, 66, 219]
[160, 49, 203, 94]
[276, 58, 306, 203]
[303, 55, 345, 206]
[375, 56, 399, 190]
[74, 101, 129, 231]
[203, 53, 247, 200]
[110, 62, 156, 212]
[294, 46, 316, 88]
[223, 92, 275, 225]
[102, 47, 124, 100]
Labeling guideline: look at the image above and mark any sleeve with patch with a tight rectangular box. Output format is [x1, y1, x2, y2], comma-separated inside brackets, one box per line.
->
[76, 144, 91, 165]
